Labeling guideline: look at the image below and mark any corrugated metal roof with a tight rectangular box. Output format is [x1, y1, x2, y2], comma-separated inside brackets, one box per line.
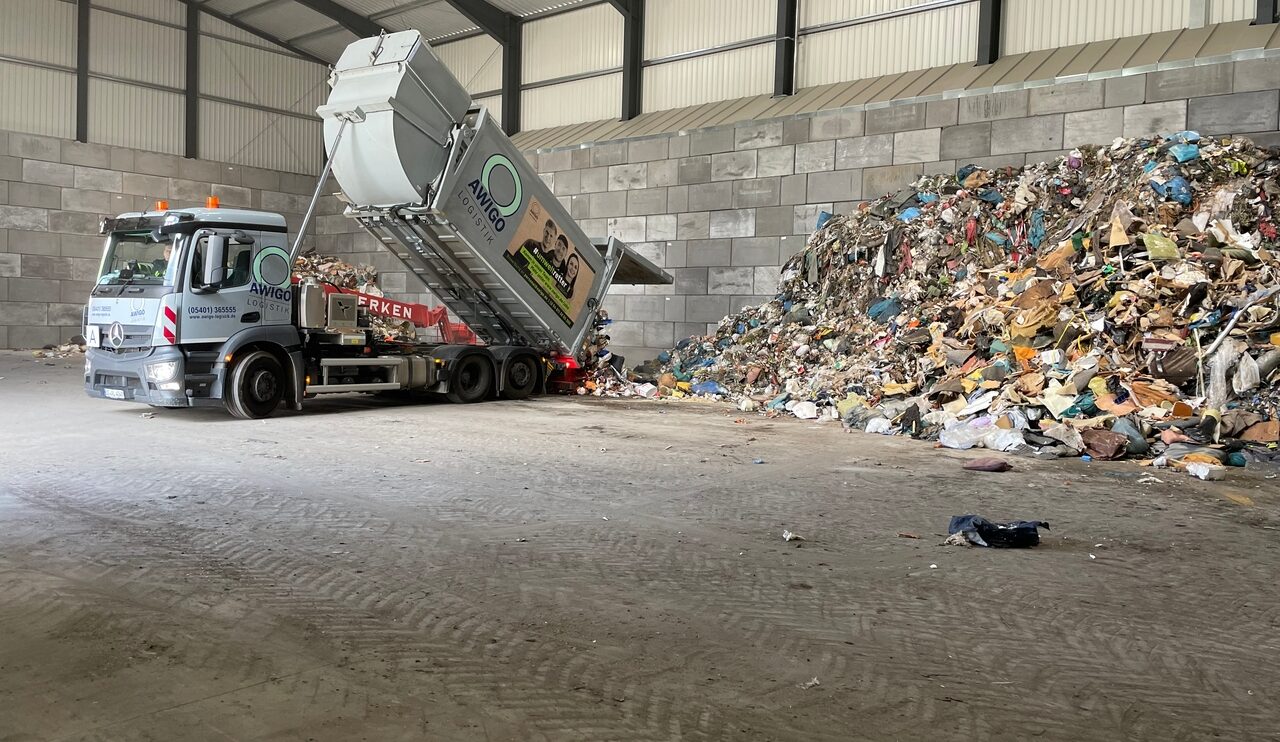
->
[490, 0, 596, 16]
[511, 20, 1280, 151]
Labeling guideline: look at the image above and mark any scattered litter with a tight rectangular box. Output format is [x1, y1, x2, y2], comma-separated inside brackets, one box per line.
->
[929, 563, 938, 569]
[782, 529, 804, 542]
[1186, 462, 1226, 481]
[897, 532, 921, 539]
[752, 458, 766, 464]
[139, 412, 156, 419]
[947, 514, 1049, 548]
[962, 457, 1013, 472]
[799, 677, 821, 690]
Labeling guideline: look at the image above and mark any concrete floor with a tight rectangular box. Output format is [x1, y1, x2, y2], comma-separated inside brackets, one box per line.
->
[1, 350, 1278, 741]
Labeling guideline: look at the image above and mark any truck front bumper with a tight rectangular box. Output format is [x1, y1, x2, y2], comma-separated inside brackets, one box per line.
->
[85, 347, 224, 408]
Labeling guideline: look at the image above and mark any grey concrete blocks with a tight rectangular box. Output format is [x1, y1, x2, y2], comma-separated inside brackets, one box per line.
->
[864, 162, 924, 196]
[607, 320, 645, 346]
[627, 188, 668, 216]
[959, 90, 1029, 124]
[0, 254, 19, 277]
[8, 277, 58, 302]
[731, 236, 780, 266]
[628, 137, 669, 162]
[12, 230, 59, 256]
[625, 294, 667, 320]
[677, 211, 710, 240]
[685, 294, 730, 322]
[753, 265, 781, 295]
[606, 216, 646, 242]
[892, 128, 941, 164]
[690, 127, 735, 155]
[0, 300, 48, 325]
[647, 214, 678, 241]
[60, 141, 110, 169]
[19, 254, 71, 279]
[806, 170, 860, 202]
[647, 158, 678, 187]
[1029, 80, 1104, 115]
[663, 241, 687, 269]
[23, 160, 74, 187]
[688, 182, 733, 211]
[926, 99, 959, 128]
[211, 183, 253, 207]
[9, 184, 60, 210]
[609, 163, 647, 191]
[836, 134, 893, 169]
[0, 206, 48, 231]
[643, 321, 675, 349]
[673, 267, 709, 294]
[570, 147, 592, 169]
[809, 111, 863, 141]
[709, 209, 754, 238]
[866, 102, 926, 134]
[590, 190, 627, 218]
[678, 155, 712, 184]
[580, 166, 608, 193]
[668, 134, 691, 159]
[991, 115, 1063, 155]
[1234, 58, 1280, 93]
[1063, 107, 1124, 147]
[795, 140, 835, 173]
[711, 150, 757, 181]
[9, 133, 59, 161]
[757, 145, 794, 177]
[1104, 74, 1146, 108]
[552, 169, 581, 195]
[793, 204, 829, 235]
[539, 149, 572, 172]
[783, 118, 810, 145]
[780, 173, 806, 205]
[753, 205, 794, 237]
[732, 178, 781, 208]
[666, 185, 689, 213]
[48, 210, 103, 235]
[686, 239, 732, 267]
[735, 121, 783, 150]
[708, 267, 754, 294]
[940, 121, 992, 159]
[1147, 65, 1233, 103]
[1187, 90, 1279, 134]
[1123, 100, 1188, 137]
[591, 141, 628, 166]
[0, 155, 21, 181]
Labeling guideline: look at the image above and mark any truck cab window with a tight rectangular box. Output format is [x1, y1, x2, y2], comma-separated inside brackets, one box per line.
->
[190, 235, 255, 289]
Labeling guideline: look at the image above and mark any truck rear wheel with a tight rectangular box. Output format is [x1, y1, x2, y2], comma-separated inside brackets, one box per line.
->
[446, 354, 492, 404]
[500, 355, 538, 400]
[226, 350, 284, 419]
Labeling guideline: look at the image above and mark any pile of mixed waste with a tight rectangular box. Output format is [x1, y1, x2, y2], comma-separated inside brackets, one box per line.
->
[631, 132, 1280, 476]
[293, 252, 418, 341]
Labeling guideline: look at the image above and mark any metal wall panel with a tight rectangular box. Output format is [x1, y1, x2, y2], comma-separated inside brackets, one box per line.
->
[523, 2, 621, 83]
[199, 14, 293, 53]
[0, 61, 76, 138]
[0, 0, 76, 66]
[475, 95, 502, 127]
[644, 0, 774, 59]
[199, 99, 322, 174]
[382, 3, 477, 40]
[200, 37, 328, 115]
[800, 0, 943, 27]
[1209, 0, 1255, 23]
[90, 9, 185, 88]
[95, 0, 184, 24]
[643, 43, 772, 111]
[1004, 0, 1189, 55]
[88, 78, 184, 154]
[797, 2, 978, 87]
[522, 72, 620, 129]
[432, 35, 503, 94]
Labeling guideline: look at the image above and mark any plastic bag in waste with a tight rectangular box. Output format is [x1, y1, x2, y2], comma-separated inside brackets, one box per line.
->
[1233, 351, 1260, 394]
[690, 380, 728, 397]
[1142, 232, 1181, 261]
[947, 515, 1049, 548]
[938, 416, 995, 450]
[982, 427, 1027, 452]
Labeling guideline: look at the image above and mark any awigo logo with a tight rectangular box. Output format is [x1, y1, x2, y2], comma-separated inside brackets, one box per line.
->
[467, 154, 522, 232]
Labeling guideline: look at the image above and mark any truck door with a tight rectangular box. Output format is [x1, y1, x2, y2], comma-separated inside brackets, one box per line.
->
[182, 233, 260, 343]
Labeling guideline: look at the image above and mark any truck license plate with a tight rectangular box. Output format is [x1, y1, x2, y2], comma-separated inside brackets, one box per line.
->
[86, 325, 101, 348]
[104, 388, 126, 400]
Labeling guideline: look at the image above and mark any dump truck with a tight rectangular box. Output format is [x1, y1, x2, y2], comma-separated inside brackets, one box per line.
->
[82, 30, 668, 418]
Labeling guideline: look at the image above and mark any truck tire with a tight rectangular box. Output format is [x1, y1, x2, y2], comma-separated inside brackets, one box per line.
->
[226, 350, 285, 419]
[500, 355, 538, 400]
[446, 354, 492, 404]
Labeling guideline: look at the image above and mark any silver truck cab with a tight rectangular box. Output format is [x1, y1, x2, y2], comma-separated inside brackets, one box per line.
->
[84, 207, 299, 408]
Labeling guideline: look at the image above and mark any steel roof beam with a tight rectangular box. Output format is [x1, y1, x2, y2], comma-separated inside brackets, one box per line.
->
[179, 0, 330, 64]
[289, 0, 383, 37]
[443, 0, 522, 135]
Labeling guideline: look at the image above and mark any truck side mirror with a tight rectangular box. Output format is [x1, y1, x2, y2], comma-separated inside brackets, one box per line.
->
[202, 235, 228, 290]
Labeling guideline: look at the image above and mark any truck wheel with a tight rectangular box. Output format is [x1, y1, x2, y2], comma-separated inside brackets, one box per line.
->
[226, 350, 284, 419]
[501, 355, 538, 400]
[446, 354, 492, 404]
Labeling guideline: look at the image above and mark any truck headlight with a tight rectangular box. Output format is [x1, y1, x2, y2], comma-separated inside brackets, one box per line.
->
[145, 361, 178, 382]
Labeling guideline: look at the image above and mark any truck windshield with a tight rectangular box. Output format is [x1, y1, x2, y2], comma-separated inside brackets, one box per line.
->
[98, 232, 179, 286]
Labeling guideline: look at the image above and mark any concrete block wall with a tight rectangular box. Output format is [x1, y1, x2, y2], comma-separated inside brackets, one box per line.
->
[521, 58, 1280, 359]
[0, 128, 318, 349]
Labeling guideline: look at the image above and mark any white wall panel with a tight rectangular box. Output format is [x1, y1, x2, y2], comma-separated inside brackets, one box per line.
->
[643, 43, 771, 111]
[1208, 0, 1256, 23]
[644, 0, 774, 58]
[95, 0, 184, 24]
[0, 0, 76, 66]
[475, 95, 502, 127]
[200, 99, 321, 175]
[200, 37, 327, 115]
[0, 61, 75, 138]
[90, 10, 185, 88]
[88, 79, 183, 154]
[432, 35, 503, 94]
[800, 0, 945, 27]
[1004, 0, 1189, 55]
[797, 1, 978, 86]
[523, 3, 622, 82]
[522, 73, 621, 129]
[200, 15, 293, 54]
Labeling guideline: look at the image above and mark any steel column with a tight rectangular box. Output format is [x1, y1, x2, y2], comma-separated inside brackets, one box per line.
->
[774, 0, 797, 96]
[76, 0, 90, 142]
[443, 0, 522, 135]
[976, 0, 1002, 66]
[1255, 0, 1279, 24]
[185, 3, 200, 159]
[609, 0, 644, 120]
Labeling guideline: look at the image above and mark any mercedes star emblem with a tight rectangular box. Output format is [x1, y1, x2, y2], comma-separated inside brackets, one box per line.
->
[107, 322, 125, 349]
